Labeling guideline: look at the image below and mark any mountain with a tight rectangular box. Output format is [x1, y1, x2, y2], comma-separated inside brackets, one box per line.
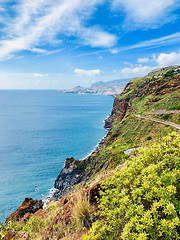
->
[1, 66, 180, 240]
[59, 79, 131, 97]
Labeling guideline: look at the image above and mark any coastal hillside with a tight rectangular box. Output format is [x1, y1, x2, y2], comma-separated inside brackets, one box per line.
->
[1, 66, 180, 240]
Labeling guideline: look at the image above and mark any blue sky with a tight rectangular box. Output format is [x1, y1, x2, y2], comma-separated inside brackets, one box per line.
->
[0, 0, 180, 89]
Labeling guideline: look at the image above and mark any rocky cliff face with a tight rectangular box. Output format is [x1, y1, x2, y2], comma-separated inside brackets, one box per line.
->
[104, 97, 130, 129]
[53, 97, 130, 199]
[53, 157, 85, 200]
[5, 198, 43, 225]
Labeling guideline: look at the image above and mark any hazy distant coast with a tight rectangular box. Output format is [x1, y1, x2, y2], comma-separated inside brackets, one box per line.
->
[58, 79, 130, 97]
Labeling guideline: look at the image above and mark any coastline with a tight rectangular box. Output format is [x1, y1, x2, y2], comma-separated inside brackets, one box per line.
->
[43, 113, 111, 204]
[81, 114, 110, 160]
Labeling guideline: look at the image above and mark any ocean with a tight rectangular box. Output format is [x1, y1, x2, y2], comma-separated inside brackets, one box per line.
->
[0, 90, 113, 223]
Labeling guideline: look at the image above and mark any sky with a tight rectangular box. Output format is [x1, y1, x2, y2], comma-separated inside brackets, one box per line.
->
[0, 0, 180, 89]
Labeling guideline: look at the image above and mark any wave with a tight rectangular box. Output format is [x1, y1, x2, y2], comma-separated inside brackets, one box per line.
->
[42, 187, 58, 208]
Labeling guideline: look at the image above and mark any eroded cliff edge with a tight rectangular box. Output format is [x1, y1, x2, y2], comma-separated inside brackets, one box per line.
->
[52, 94, 129, 200]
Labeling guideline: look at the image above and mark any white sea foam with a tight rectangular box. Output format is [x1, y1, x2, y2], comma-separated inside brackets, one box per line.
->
[81, 117, 110, 160]
[43, 187, 58, 208]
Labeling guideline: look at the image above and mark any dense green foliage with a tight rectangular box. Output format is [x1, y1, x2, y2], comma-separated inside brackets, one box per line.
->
[83, 133, 180, 239]
[170, 104, 180, 110]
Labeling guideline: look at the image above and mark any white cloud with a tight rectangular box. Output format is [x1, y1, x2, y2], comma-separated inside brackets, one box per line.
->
[0, 0, 117, 60]
[74, 68, 103, 76]
[30, 48, 48, 54]
[79, 32, 180, 58]
[110, 48, 119, 54]
[121, 65, 154, 78]
[33, 73, 48, 78]
[156, 51, 180, 66]
[79, 27, 116, 48]
[111, 0, 178, 29]
[98, 56, 103, 60]
[137, 57, 149, 63]
[0, 7, 5, 12]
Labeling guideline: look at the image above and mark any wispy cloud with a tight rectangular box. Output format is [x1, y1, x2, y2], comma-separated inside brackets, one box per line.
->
[74, 68, 103, 76]
[137, 57, 150, 63]
[0, 0, 117, 60]
[111, 0, 178, 29]
[78, 31, 180, 58]
[33, 73, 48, 78]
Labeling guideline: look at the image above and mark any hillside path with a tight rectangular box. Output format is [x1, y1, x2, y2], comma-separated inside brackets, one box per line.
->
[144, 110, 180, 114]
[124, 148, 137, 158]
[135, 115, 180, 130]
[124, 111, 180, 158]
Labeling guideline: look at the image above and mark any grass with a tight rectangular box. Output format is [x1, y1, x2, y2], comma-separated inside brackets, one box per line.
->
[72, 193, 93, 231]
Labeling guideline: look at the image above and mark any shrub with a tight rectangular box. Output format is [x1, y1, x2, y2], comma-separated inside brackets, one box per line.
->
[73, 194, 93, 230]
[147, 136, 152, 140]
[23, 216, 48, 236]
[164, 69, 174, 77]
[126, 139, 133, 144]
[161, 113, 170, 120]
[83, 133, 180, 240]
[170, 104, 180, 110]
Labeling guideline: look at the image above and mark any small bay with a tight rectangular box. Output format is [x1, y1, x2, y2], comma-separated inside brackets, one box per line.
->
[0, 90, 113, 223]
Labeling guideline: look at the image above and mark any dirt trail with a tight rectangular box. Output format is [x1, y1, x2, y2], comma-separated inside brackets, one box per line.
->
[135, 115, 180, 130]
[124, 111, 180, 158]
[144, 110, 180, 115]
[124, 148, 137, 158]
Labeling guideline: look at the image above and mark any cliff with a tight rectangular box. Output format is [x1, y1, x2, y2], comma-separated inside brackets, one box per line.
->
[1, 66, 180, 240]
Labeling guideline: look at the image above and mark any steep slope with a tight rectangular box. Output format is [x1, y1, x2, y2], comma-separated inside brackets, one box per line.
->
[1, 66, 180, 240]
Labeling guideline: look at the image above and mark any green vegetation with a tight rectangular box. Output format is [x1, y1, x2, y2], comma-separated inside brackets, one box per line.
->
[1, 67, 180, 240]
[146, 135, 152, 140]
[163, 69, 175, 77]
[83, 133, 180, 240]
[23, 216, 47, 235]
[72, 194, 93, 230]
[161, 113, 170, 120]
[170, 104, 180, 110]
[145, 113, 180, 125]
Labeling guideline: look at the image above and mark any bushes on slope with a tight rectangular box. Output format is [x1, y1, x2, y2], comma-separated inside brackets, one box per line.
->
[83, 132, 180, 240]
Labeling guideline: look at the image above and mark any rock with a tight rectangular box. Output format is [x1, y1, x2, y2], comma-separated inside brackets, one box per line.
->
[23, 213, 31, 223]
[15, 231, 30, 240]
[33, 209, 46, 219]
[53, 157, 83, 200]
[105, 98, 130, 129]
[4, 230, 16, 240]
[6, 198, 43, 225]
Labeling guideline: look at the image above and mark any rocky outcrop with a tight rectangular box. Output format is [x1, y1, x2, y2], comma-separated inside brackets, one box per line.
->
[5, 198, 43, 224]
[105, 97, 130, 129]
[53, 95, 131, 200]
[53, 157, 84, 200]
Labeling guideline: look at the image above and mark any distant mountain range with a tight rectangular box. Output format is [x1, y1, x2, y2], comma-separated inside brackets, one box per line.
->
[59, 79, 131, 97]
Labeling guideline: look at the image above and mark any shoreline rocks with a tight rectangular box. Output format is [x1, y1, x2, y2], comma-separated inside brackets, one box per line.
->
[5, 198, 43, 225]
[53, 157, 84, 200]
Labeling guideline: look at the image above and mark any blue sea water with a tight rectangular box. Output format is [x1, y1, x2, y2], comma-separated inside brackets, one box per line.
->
[0, 90, 113, 223]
